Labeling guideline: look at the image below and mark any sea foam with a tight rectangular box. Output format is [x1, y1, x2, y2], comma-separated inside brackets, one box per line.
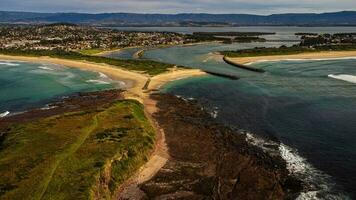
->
[328, 74, 356, 84]
[245, 132, 350, 200]
[0, 111, 10, 118]
[0, 62, 20, 66]
[98, 72, 109, 79]
[86, 80, 111, 85]
[38, 66, 55, 71]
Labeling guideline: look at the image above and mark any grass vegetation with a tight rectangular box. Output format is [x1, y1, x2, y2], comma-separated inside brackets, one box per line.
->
[221, 45, 356, 57]
[79, 48, 107, 55]
[188, 32, 271, 43]
[0, 48, 180, 75]
[0, 100, 155, 200]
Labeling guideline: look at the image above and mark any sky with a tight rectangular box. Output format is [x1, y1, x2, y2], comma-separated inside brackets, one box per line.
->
[1, 0, 356, 14]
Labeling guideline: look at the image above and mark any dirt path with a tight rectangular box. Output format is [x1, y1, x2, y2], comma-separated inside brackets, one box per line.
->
[37, 116, 99, 200]
[0, 54, 206, 199]
[115, 97, 169, 200]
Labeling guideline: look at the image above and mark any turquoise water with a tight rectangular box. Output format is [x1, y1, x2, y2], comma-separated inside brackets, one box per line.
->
[163, 59, 356, 199]
[111, 39, 356, 198]
[0, 60, 116, 115]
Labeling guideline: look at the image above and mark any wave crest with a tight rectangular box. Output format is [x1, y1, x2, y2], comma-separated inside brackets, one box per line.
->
[0, 111, 10, 118]
[0, 62, 20, 66]
[245, 132, 350, 199]
[328, 74, 356, 84]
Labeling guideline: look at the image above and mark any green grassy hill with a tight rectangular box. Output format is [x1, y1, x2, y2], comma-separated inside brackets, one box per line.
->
[0, 100, 155, 200]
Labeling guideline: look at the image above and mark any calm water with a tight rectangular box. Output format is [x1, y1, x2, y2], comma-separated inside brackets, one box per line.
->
[109, 26, 356, 198]
[0, 60, 117, 115]
[108, 26, 356, 40]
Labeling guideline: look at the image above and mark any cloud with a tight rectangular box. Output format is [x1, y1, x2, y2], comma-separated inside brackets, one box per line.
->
[1, 0, 356, 14]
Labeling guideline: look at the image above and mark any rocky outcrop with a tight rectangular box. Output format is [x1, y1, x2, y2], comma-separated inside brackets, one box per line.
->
[139, 94, 301, 200]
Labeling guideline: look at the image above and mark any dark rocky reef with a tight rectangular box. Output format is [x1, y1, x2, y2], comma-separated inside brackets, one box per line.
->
[0, 89, 123, 130]
[204, 70, 240, 80]
[140, 94, 302, 199]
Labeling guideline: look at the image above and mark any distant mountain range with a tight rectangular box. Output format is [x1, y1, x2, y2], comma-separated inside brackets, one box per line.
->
[1, 11, 356, 26]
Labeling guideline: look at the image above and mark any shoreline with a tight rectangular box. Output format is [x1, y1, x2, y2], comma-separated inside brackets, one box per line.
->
[0, 54, 207, 198]
[2, 50, 329, 198]
[0, 54, 206, 102]
[225, 50, 356, 65]
[118, 94, 303, 199]
[100, 41, 221, 59]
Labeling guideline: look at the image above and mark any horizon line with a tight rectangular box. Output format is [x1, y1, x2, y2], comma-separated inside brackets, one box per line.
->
[1, 10, 356, 16]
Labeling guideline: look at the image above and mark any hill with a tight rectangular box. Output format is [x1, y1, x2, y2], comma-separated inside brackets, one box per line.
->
[1, 11, 356, 26]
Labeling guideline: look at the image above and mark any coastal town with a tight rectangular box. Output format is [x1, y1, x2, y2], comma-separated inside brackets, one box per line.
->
[298, 32, 356, 46]
[0, 24, 192, 51]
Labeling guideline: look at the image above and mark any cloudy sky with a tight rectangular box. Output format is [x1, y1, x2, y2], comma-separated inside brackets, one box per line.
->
[1, 0, 356, 14]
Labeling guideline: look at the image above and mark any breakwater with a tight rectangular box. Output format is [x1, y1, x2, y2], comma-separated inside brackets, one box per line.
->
[223, 56, 265, 73]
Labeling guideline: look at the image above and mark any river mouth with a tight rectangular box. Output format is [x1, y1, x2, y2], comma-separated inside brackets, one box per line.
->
[157, 57, 356, 199]
[106, 37, 356, 198]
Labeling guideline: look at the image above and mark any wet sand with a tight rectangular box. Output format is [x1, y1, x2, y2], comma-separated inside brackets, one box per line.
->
[0, 55, 206, 102]
[226, 51, 356, 65]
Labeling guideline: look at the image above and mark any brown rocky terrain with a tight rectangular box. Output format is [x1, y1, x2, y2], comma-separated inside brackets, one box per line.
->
[0, 90, 302, 199]
[137, 94, 302, 200]
[0, 89, 123, 130]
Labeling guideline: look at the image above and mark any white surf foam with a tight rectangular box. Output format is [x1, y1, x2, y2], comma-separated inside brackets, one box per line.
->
[0, 111, 10, 118]
[40, 105, 58, 110]
[38, 66, 55, 71]
[0, 62, 20, 66]
[207, 106, 219, 119]
[98, 72, 109, 79]
[245, 132, 350, 200]
[86, 80, 111, 85]
[328, 74, 356, 84]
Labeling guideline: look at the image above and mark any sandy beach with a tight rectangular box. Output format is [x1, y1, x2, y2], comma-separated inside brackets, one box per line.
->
[0, 54, 206, 199]
[226, 50, 356, 64]
[0, 54, 206, 101]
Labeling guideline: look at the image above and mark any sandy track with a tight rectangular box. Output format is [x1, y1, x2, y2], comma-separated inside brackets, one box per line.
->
[115, 97, 169, 200]
[226, 50, 356, 64]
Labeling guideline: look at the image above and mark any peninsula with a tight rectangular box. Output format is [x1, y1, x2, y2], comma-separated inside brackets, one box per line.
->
[1, 24, 356, 200]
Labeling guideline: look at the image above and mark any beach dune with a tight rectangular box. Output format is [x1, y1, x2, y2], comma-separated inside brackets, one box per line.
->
[226, 51, 356, 65]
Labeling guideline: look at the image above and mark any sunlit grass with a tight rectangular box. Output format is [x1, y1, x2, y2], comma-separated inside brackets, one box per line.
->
[0, 100, 155, 200]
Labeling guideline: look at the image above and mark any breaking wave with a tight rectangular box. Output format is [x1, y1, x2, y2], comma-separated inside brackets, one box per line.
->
[0, 62, 20, 66]
[245, 132, 351, 200]
[38, 66, 55, 71]
[86, 80, 111, 85]
[328, 74, 356, 84]
[0, 111, 10, 118]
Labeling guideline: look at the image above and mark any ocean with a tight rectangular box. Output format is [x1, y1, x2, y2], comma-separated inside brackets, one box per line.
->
[162, 59, 356, 199]
[0, 60, 117, 116]
[2, 26, 356, 199]
[107, 29, 356, 198]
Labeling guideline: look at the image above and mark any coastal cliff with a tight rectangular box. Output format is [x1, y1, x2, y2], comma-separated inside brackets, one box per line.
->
[0, 90, 302, 199]
[0, 90, 156, 200]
